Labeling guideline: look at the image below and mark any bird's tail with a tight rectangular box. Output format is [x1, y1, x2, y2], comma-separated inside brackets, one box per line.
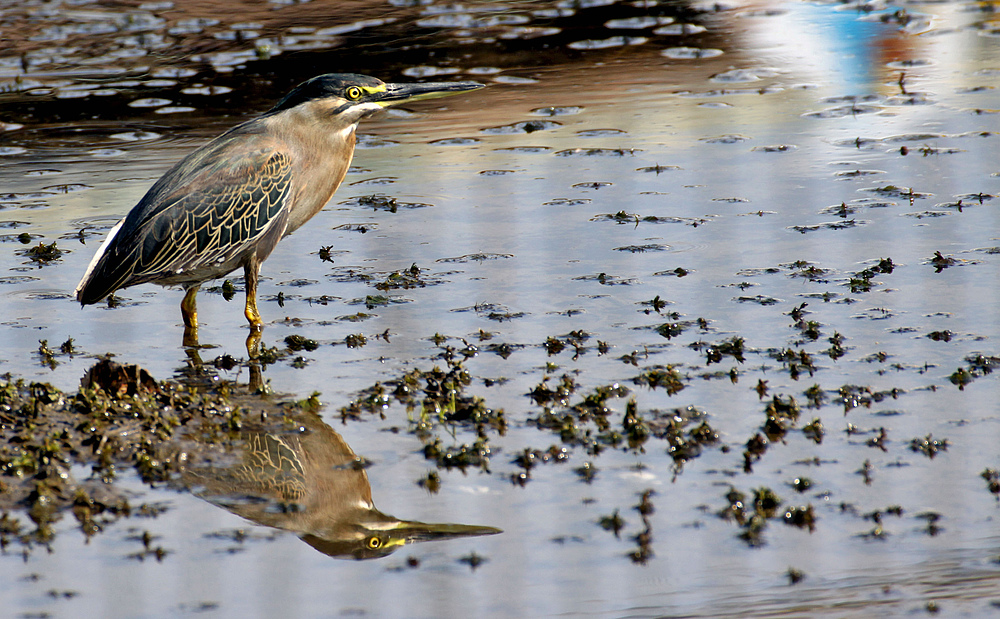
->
[75, 219, 124, 305]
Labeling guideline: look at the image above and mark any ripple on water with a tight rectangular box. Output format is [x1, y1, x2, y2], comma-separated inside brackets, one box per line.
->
[0, 275, 40, 285]
[14, 290, 74, 301]
[571, 273, 639, 286]
[0, 233, 39, 243]
[275, 279, 318, 287]
[110, 130, 162, 142]
[88, 148, 126, 157]
[348, 177, 397, 187]
[428, 137, 480, 146]
[834, 169, 885, 179]
[466, 67, 502, 75]
[787, 219, 869, 233]
[576, 129, 627, 137]
[604, 16, 673, 29]
[493, 146, 551, 154]
[556, 147, 640, 157]
[531, 106, 582, 116]
[41, 183, 91, 193]
[436, 253, 514, 263]
[701, 134, 750, 144]
[339, 195, 430, 210]
[0, 191, 54, 203]
[661, 47, 724, 59]
[887, 58, 933, 69]
[53, 89, 91, 99]
[802, 104, 881, 119]
[614, 244, 670, 253]
[654, 23, 707, 35]
[498, 26, 561, 40]
[636, 165, 681, 173]
[491, 75, 538, 85]
[954, 192, 996, 203]
[180, 85, 233, 95]
[568, 36, 647, 50]
[401, 66, 462, 78]
[752, 144, 797, 153]
[151, 67, 197, 78]
[128, 98, 172, 108]
[356, 135, 398, 148]
[70, 216, 121, 232]
[710, 67, 781, 83]
[481, 120, 560, 135]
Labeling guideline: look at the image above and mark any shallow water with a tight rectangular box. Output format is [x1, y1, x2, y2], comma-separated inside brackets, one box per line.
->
[3, 0, 1000, 617]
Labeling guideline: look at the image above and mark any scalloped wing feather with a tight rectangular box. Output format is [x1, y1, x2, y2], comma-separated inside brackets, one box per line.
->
[76, 149, 292, 305]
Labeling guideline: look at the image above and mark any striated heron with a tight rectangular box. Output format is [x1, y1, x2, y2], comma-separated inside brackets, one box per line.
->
[183, 408, 500, 559]
[75, 74, 482, 349]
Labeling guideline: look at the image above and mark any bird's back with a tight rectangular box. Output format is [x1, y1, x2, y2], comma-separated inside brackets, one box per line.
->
[75, 119, 287, 305]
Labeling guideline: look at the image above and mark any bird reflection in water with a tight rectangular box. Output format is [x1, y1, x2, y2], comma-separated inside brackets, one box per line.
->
[181, 408, 500, 559]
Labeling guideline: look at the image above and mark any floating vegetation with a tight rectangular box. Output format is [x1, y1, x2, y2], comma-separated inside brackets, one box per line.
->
[614, 244, 668, 253]
[788, 219, 868, 233]
[19, 240, 64, 265]
[481, 121, 561, 135]
[0, 358, 325, 554]
[590, 211, 712, 226]
[556, 147, 639, 157]
[718, 486, 789, 547]
[636, 164, 680, 173]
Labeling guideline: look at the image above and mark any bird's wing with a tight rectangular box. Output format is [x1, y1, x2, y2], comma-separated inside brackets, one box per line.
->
[77, 148, 292, 304]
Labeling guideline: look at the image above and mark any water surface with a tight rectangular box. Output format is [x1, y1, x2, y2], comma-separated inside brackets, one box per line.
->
[3, 0, 1000, 617]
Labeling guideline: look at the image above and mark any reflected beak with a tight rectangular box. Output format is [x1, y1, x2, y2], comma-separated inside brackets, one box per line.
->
[377, 81, 484, 107]
[300, 519, 501, 560]
[389, 519, 503, 542]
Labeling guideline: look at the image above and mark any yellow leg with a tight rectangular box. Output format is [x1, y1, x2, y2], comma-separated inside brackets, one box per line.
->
[244, 261, 263, 359]
[243, 261, 263, 332]
[181, 285, 200, 328]
[181, 285, 200, 346]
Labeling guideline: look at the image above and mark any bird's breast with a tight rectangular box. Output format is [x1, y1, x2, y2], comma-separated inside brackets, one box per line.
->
[284, 124, 357, 235]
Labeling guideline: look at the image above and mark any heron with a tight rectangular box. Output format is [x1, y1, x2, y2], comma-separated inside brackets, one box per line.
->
[183, 408, 500, 559]
[75, 73, 483, 350]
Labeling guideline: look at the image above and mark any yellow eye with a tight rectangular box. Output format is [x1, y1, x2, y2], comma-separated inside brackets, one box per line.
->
[346, 86, 363, 100]
[366, 536, 382, 549]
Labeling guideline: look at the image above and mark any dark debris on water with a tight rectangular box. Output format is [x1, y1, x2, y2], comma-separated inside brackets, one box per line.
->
[0, 358, 322, 556]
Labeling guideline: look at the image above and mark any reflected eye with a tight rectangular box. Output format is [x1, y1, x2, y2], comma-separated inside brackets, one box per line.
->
[366, 536, 382, 549]
[346, 86, 363, 100]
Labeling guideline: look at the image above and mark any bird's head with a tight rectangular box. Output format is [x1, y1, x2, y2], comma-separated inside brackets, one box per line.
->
[267, 73, 483, 127]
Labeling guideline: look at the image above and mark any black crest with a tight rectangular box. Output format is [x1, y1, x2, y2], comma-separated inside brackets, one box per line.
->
[268, 73, 384, 113]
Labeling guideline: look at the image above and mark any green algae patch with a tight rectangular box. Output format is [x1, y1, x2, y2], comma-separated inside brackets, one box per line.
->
[0, 358, 318, 555]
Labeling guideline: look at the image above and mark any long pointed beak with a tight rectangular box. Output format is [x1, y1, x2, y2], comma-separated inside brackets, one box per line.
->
[299, 518, 501, 559]
[377, 81, 484, 107]
[389, 519, 503, 542]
